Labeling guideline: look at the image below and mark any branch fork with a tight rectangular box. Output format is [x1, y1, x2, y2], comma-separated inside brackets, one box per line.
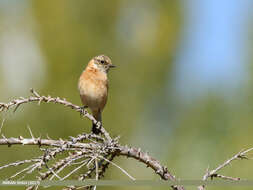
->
[0, 89, 253, 190]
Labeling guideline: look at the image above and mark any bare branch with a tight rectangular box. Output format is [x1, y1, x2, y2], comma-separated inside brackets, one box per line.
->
[198, 147, 253, 190]
[9, 164, 35, 179]
[118, 146, 176, 180]
[0, 137, 93, 149]
[1, 89, 252, 190]
[98, 155, 135, 180]
[98, 154, 116, 179]
[0, 158, 41, 170]
[210, 174, 240, 181]
[117, 146, 184, 190]
[203, 148, 253, 181]
[61, 159, 89, 181]
[92, 158, 99, 190]
[0, 135, 185, 190]
[0, 89, 111, 141]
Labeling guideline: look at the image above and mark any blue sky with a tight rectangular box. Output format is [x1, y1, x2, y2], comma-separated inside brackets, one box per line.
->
[174, 0, 253, 99]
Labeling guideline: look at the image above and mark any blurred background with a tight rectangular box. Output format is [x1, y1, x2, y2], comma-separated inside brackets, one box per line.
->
[0, 0, 253, 190]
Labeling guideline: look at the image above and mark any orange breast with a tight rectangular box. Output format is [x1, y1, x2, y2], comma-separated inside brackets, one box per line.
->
[78, 67, 108, 112]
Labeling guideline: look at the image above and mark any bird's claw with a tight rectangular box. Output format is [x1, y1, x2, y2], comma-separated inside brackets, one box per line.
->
[79, 106, 88, 117]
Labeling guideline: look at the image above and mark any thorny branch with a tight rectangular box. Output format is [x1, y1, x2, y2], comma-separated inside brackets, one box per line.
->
[0, 89, 252, 190]
[0, 89, 184, 190]
[0, 89, 111, 141]
[198, 148, 253, 190]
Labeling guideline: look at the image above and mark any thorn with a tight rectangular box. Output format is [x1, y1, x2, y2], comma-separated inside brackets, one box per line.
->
[210, 173, 217, 180]
[46, 134, 51, 140]
[137, 148, 141, 158]
[38, 98, 42, 105]
[27, 125, 34, 139]
[155, 168, 163, 174]
[38, 172, 45, 178]
[31, 89, 40, 97]
[70, 136, 77, 143]
[205, 165, 210, 174]
[37, 165, 42, 170]
[146, 159, 150, 168]
[126, 146, 130, 158]
[163, 166, 168, 173]
[238, 155, 248, 160]
[37, 137, 41, 147]
[13, 104, 21, 113]
[68, 152, 73, 156]
[2, 134, 11, 147]
[0, 118, 5, 134]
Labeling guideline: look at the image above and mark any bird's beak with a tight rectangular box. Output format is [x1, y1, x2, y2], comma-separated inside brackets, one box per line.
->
[109, 64, 116, 68]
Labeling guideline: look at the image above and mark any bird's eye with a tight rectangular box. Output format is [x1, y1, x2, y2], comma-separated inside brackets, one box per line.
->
[100, 60, 105, 64]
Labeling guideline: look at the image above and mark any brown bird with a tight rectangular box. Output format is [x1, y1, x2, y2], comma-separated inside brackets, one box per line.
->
[78, 55, 115, 134]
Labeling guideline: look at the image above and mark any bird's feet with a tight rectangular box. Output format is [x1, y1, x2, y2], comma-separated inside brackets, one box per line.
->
[92, 122, 101, 135]
[79, 106, 88, 117]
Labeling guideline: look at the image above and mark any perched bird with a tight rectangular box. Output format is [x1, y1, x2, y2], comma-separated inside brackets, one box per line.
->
[78, 55, 115, 134]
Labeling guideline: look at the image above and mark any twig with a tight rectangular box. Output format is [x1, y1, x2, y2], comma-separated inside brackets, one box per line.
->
[61, 159, 89, 181]
[0, 135, 185, 190]
[198, 147, 253, 190]
[9, 164, 35, 179]
[210, 174, 240, 181]
[204, 148, 253, 180]
[0, 90, 187, 190]
[0, 118, 5, 134]
[39, 149, 91, 180]
[0, 89, 112, 142]
[45, 163, 63, 180]
[118, 146, 175, 180]
[50, 157, 89, 180]
[0, 158, 41, 170]
[98, 154, 116, 179]
[27, 125, 34, 139]
[93, 158, 99, 190]
[0, 137, 93, 149]
[118, 146, 184, 190]
[98, 155, 135, 180]
[69, 133, 105, 144]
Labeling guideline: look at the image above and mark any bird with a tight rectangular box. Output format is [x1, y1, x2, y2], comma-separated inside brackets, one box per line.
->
[78, 55, 115, 134]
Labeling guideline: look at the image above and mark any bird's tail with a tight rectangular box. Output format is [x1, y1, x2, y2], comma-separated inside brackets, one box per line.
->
[92, 111, 102, 134]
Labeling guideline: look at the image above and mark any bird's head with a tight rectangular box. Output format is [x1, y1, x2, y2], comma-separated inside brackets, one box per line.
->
[89, 55, 115, 73]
